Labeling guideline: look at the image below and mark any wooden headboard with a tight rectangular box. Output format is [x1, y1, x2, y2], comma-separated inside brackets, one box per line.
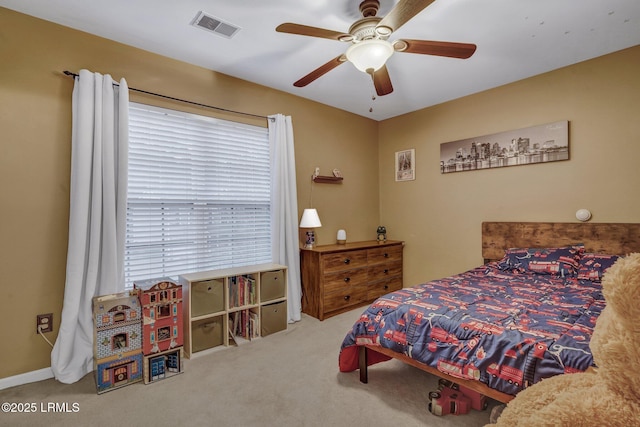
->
[482, 222, 640, 262]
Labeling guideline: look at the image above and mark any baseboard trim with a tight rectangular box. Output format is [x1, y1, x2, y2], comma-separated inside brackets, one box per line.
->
[0, 367, 54, 391]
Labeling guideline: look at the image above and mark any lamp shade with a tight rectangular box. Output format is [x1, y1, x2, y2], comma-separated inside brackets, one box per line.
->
[346, 39, 394, 73]
[300, 208, 322, 228]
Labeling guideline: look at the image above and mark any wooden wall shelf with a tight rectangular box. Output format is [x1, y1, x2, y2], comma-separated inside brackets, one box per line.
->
[313, 175, 343, 184]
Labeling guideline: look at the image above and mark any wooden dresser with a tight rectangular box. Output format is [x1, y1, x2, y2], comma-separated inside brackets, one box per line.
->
[300, 240, 404, 320]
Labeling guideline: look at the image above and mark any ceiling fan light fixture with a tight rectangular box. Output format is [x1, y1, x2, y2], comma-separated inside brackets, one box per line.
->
[338, 34, 355, 42]
[375, 25, 392, 37]
[346, 39, 394, 73]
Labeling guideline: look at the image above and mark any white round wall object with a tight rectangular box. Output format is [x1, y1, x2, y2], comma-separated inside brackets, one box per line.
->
[575, 209, 592, 222]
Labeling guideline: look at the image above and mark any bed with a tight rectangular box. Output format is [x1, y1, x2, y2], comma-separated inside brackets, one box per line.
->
[338, 222, 640, 403]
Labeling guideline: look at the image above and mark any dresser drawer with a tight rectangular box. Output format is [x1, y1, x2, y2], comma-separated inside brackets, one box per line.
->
[324, 268, 368, 293]
[322, 250, 367, 273]
[368, 260, 403, 282]
[368, 277, 403, 300]
[367, 245, 403, 264]
[324, 286, 368, 313]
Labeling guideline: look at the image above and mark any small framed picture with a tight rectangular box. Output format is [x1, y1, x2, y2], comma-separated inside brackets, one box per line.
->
[395, 149, 415, 182]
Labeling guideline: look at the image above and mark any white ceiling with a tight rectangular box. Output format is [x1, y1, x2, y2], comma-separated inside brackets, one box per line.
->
[2, 0, 640, 121]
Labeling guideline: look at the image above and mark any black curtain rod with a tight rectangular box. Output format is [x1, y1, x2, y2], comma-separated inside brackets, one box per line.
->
[63, 71, 269, 121]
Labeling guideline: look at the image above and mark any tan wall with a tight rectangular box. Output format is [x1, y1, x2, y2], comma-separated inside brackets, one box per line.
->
[379, 45, 640, 288]
[0, 8, 379, 379]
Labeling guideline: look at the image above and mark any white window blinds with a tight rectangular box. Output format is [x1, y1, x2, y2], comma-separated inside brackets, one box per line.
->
[126, 103, 271, 287]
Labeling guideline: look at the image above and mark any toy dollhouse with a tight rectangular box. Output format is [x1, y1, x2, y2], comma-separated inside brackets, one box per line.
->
[134, 277, 184, 384]
[92, 291, 144, 394]
[92, 278, 185, 392]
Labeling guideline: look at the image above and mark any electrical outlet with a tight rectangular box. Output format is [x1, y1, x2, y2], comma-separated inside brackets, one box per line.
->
[37, 313, 53, 334]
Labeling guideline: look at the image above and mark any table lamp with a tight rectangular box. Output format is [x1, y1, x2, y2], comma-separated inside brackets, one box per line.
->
[300, 208, 322, 249]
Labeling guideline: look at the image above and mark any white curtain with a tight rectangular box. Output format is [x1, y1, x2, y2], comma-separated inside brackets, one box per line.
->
[51, 70, 129, 384]
[268, 114, 302, 323]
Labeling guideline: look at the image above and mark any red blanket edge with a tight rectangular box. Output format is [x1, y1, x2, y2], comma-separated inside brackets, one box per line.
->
[338, 345, 393, 372]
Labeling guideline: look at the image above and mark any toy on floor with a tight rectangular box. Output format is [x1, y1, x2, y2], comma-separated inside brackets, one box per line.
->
[134, 277, 185, 384]
[92, 291, 144, 393]
[428, 378, 488, 416]
[487, 253, 640, 427]
[92, 278, 185, 393]
[134, 278, 184, 355]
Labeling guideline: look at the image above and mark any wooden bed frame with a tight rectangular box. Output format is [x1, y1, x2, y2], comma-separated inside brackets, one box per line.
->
[359, 221, 640, 403]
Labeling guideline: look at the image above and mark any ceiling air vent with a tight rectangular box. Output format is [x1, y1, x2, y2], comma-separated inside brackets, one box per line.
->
[191, 11, 240, 39]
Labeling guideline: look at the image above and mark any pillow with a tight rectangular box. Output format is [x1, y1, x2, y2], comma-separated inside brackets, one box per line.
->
[497, 245, 582, 277]
[576, 253, 621, 281]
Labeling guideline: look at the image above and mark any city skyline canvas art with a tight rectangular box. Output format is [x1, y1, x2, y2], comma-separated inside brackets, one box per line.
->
[440, 121, 569, 174]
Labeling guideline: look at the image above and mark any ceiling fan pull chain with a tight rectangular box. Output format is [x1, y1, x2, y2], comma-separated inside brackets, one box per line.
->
[369, 89, 377, 113]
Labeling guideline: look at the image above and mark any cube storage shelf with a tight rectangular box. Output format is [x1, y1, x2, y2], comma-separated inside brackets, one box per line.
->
[179, 263, 287, 358]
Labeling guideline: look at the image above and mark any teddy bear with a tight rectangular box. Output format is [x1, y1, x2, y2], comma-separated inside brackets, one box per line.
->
[487, 252, 640, 427]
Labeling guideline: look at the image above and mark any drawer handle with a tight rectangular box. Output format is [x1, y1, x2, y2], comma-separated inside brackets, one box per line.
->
[383, 269, 389, 274]
[384, 253, 389, 258]
[344, 258, 351, 264]
[344, 295, 351, 301]
[384, 285, 389, 290]
[344, 277, 351, 283]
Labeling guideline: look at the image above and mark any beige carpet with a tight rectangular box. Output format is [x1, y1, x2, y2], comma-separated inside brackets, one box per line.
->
[1, 307, 499, 427]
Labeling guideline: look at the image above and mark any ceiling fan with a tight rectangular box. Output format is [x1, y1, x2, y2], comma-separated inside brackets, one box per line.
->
[276, 0, 477, 96]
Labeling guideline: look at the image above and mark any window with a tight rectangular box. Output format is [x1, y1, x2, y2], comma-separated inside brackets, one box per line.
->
[157, 326, 171, 341]
[112, 333, 128, 349]
[157, 304, 170, 318]
[126, 103, 271, 288]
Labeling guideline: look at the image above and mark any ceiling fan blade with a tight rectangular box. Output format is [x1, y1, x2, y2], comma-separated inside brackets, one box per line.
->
[294, 55, 347, 87]
[276, 23, 351, 41]
[377, 0, 435, 34]
[371, 65, 393, 96]
[395, 39, 477, 59]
